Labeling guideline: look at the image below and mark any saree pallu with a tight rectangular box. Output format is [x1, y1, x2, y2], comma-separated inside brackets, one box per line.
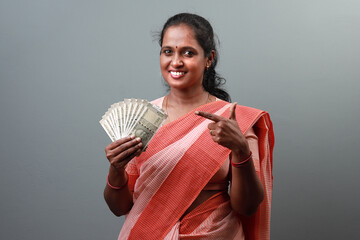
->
[120, 99, 274, 240]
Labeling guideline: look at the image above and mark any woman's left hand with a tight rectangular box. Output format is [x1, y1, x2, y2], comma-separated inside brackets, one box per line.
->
[195, 103, 250, 158]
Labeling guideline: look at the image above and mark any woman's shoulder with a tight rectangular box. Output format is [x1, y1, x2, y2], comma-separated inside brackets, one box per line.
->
[236, 104, 265, 114]
[233, 103, 270, 132]
[215, 98, 266, 114]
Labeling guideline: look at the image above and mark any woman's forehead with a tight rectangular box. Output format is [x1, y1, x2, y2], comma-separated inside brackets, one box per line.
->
[162, 24, 200, 48]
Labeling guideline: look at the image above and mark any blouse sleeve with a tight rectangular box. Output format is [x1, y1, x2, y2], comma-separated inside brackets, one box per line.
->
[245, 127, 260, 173]
[125, 158, 139, 193]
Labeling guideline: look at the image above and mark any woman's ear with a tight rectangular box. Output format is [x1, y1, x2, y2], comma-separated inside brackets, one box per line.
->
[206, 50, 215, 67]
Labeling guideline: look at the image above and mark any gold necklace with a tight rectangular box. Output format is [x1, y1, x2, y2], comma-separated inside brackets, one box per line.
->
[164, 93, 211, 123]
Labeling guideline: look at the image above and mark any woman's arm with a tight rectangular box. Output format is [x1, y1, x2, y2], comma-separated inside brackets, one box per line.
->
[103, 136, 142, 216]
[104, 166, 133, 216]
[195, 103, 264, 216]
[229, 142, 264, 216]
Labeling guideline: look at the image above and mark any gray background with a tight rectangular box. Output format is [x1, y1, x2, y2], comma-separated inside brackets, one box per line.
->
[1, 0, 359, 239]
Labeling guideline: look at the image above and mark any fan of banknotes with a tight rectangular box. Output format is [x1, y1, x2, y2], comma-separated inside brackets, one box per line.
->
[100, 98, 167, 151]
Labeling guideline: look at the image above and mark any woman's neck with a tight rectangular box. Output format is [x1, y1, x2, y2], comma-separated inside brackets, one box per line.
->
[163, 88, 215, 124]
[167, 87, 210, 108]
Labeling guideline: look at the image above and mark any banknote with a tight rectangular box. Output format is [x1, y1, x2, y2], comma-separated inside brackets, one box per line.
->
[128, 102, 167, 151]
[99, 98, 167, 151]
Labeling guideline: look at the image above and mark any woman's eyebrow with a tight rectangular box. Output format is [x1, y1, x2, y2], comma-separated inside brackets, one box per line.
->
[182, 46, 197, 51]
[161, 45, 196, 50]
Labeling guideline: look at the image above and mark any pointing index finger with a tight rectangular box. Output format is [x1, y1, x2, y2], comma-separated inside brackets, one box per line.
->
[195, 111, 224, 122]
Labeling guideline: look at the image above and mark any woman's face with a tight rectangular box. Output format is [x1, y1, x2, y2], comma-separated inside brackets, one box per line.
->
[160, 24, 210, 91]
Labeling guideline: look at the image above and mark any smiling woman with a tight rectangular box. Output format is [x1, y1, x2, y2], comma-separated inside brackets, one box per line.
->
[103, 13, 274, 240]
[160, 24, 211, 92]
[158, 13, 230, 103]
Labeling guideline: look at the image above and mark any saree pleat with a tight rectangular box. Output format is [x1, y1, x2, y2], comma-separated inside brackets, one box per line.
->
[179, 191, 244, 240]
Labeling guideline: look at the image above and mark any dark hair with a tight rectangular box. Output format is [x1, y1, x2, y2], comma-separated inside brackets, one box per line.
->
[159, 13, 231, 102]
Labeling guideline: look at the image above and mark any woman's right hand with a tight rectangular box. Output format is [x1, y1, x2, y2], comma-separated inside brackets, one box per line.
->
[105, 135, 143, 172]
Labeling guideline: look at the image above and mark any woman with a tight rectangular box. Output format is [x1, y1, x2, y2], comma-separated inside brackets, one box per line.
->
[104, 13, 274, 240]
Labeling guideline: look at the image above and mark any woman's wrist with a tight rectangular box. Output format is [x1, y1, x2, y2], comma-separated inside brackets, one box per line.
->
[109, 164, 126, 175]
[107, 173, 128, 190]
[231, 151, 252, 167]
[231, 145, 251, 162]
[108, 165, 128, 188]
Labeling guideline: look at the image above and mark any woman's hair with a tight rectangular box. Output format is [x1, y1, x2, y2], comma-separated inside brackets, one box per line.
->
[158, 13, 231, 102]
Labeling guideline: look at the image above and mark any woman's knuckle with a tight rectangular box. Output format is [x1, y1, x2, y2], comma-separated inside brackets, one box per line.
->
[110, 159, 116, 165]
[218, 121, 225, 128]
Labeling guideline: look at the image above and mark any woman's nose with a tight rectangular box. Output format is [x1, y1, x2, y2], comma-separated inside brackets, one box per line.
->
[171, 54, 183, 67]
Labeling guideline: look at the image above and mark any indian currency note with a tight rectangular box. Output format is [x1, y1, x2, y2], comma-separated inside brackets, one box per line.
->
[100, 99, 167, 148]
[128, 102, 167, 151]
[100, 116, 116, 141]
[110, 103, 120, 139]
[127, 99, 148, 135]
[123, 99, 133, 136]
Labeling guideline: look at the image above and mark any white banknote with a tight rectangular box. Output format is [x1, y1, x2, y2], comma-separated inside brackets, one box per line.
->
[100, 98, 167, 151]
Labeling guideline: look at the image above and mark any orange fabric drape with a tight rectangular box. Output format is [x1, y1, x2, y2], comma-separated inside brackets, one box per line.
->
[121, 99, 274, 240]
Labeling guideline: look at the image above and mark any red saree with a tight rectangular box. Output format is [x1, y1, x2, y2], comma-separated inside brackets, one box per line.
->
[120, 98, 274, 240]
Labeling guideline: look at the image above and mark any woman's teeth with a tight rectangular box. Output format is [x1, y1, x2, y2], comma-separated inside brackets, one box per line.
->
[171, 71, 185, 76]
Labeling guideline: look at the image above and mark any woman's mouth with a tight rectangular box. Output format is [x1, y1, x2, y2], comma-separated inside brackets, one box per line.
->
[170, 71, 186, 79]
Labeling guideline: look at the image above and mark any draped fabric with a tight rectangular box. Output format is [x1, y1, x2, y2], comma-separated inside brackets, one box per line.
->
[119, 98, 274, 240]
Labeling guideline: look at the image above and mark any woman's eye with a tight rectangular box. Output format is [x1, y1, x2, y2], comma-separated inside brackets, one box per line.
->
[184, 50, 194, 56]
[162, 49, 172, 55]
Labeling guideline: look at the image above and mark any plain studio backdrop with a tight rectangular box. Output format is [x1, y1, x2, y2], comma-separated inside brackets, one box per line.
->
[1, 0, 359, 239]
